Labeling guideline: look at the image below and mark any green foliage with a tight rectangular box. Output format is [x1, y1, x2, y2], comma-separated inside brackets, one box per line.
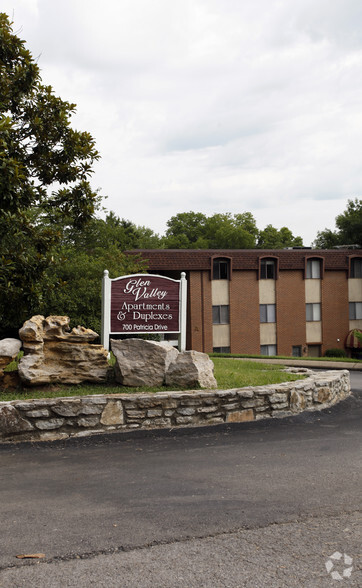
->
[257, 225, 303, 248]
[42, 235, 147, 336]
[162, 212, 208, 248]
[3, 350, 23, 372]
[353, 330, 362, 344]
[162, 211, 258, 248]
[0, 14, 101, 335]
[161, 211, 302, 250]
[314, 198, 362, 248]
[324, 348, 347, 358]
[60, 212, 160, 251]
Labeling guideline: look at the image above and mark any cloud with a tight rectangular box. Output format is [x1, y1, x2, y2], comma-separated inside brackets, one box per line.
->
[2, 0, 362, 245]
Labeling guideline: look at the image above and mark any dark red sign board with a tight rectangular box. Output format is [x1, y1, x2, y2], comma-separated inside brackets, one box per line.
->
[110, 275, 180, 334]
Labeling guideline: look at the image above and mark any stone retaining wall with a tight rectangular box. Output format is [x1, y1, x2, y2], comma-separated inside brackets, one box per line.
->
[0, 370, 351, 443]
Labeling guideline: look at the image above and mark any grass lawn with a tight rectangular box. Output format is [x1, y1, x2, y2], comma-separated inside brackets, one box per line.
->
[0, 358, 304, 402]
[211, 352, 361, 363]
[212, 358, 304, 388]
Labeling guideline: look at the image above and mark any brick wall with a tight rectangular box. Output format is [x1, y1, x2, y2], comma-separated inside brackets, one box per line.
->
[188, 271, 212, 353]
[276, 270, 306, 355]
[322, 271, 349, 353]
[230, 271, 260, 354]
[132, 250, 361, 356]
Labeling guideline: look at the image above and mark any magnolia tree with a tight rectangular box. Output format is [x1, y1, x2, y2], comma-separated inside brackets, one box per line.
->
[0, 14, 102, 334]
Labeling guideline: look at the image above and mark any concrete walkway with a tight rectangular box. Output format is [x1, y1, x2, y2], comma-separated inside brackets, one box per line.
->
[233, 357, 362, 370]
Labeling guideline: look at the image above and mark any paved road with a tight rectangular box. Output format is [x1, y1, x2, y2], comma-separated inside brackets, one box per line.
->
[0, 372, 361, 587]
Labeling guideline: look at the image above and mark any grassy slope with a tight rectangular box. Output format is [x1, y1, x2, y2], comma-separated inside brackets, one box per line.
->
[0, 358, 303, 401]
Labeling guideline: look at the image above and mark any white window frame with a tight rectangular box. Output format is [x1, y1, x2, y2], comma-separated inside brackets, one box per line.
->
[260, 344, 277, 356]
[213, 346, 230, 353]
[306, 259, 321, 279]
[213, 259, 230, 280]
[306, 303, 321, 321]
[212, 305, 230, 324]
[351, 258, 362, 278]
[349, 302, 362, 320]
[260, 259, 276, 280]
[260, 304, 276, 323]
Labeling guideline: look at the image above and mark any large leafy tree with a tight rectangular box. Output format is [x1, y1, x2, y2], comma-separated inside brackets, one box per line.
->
[37, 213, 156, 334]
[161, 211, 302, 249]
[162, 212, 208, 248]
[314, 198, 362, 248]
[0, 14, 101, 335]
[44, 245, 146, 336]
[257, 225, 303, 248]
[162, 211, 259, 248]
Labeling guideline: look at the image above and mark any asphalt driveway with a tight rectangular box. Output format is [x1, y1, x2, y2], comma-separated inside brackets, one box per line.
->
[0, 370, 361, 586]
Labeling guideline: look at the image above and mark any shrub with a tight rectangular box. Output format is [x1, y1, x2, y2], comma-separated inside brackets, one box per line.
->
[324, 348, 347, 358]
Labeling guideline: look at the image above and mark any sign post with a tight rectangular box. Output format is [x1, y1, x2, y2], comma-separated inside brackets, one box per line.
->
[101, 272, 187, 351]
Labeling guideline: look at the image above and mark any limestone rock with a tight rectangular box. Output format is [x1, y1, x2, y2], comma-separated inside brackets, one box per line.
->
[100, 400, 124, 425]
[0, 338, 22, 372]
[0, 405, 33, 436]
[18, 315, 44, 343]
[18, 315, 109, 386]
[313, 387, 331, 404]
[290, 390, 307, 412]
[111, 338, 179, 387]
[165, 350, 217, 389]
[226, 409, 254, 423]
[19, 315, 98, 343]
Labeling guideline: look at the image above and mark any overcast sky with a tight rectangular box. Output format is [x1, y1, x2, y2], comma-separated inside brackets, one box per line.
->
[3, 0, 362, 245]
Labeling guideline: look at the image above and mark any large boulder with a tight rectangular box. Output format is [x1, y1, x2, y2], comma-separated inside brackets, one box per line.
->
[18, 316, 109, 386]
[111, 338, 179, 387]
[19, 315, 98, 343]
[111, 338, 218, 389]
[0, 338, 22, 373]
[165, 350, 217, 389]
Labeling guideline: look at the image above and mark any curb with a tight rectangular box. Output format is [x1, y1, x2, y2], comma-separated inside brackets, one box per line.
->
[0, 369, 351, 444]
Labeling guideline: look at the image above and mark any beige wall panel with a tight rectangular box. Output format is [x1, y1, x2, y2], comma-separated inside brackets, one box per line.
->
[348, 279, 362, 302]
[306, 322, 322, 343]
[212, 324, 230, 347]
[260, 323, 276, 345]
[259, 280, 276, 304]
[349, 319, 362, 331]
[211, 280, 229, 305]
[305, 279, 321, 303]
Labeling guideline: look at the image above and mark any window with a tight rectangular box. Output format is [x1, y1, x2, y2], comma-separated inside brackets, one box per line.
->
[260, 304, 276, 323]
[350, 258, 362, 278]
[260, 344, 277, 356]
[306, 303, 321, 321]
[349, 302, 362, 320]
[260, 259, 276, 279]
[292, 345, 302, 357]
[213, 258, 230, 280]
[306, 259, 321, 279]
[213, 346, 230, 353]
[212, 305, 230, 324]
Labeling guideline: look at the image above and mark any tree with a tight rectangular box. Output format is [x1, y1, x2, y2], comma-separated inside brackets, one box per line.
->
[0, 14, 101, 335]
[257, 225, 303, 249]
[161, 211, 303, 250]
[162, 212, 208, 248]
[43, 243, 146, 336]
[35, 212, 155, 334]
[202, 213, 256, 248]
[162, 211, 258, 249]
[314, 198, 362, 248]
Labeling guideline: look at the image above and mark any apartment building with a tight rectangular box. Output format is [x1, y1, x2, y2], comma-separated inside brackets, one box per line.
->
[127, 249, 362, 357]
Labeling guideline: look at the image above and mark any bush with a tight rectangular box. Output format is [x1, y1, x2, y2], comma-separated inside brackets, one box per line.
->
[324, 348, 347, 358]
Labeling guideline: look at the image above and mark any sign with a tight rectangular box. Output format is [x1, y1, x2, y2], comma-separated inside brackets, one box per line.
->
[101, 272, 187, 351]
